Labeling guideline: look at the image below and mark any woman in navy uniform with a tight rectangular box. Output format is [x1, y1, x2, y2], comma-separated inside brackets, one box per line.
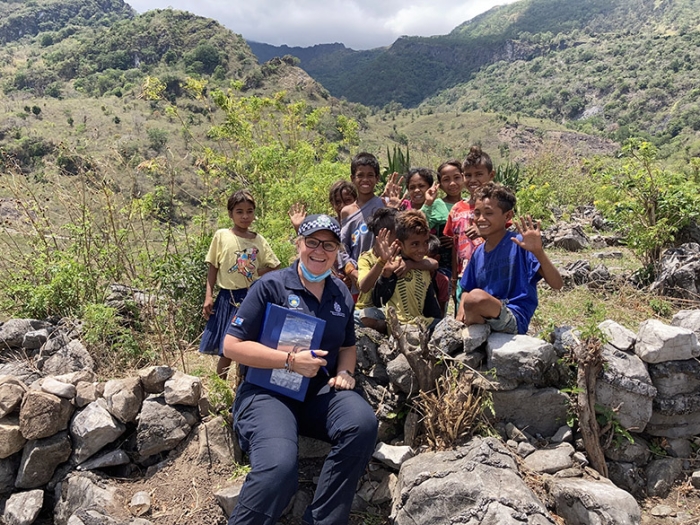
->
[223, 214, 378, 525]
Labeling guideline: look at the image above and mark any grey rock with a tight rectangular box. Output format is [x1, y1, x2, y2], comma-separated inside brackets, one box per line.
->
[355, 328, 385, 370]
[598, 320, 636, 351]
[74, 382, 102, 408]
[137, 366, 174, 394]
[0, 415, 26, 459]
[41, 340, 95, 376]
[550, 223, 590, 252]
[197, 416, 238, 464]
[650, 505, 675, 517]
[646, 403, 700, 438]
[572, 452, 588, 466]
[53, 371, 97, 386]
[23, 329, 49, 350]
[298, 436, 331, 460]
[76, 450, 130, 471]
[2, 488, 44, 525]
[53, 472, 123, 525]
[486, 333, 556, 386]
[452, 349, 485, 369]
[103, 377, 143, 424]
[517, 442, 536, 458]
[70, 399, 126, 464]
[603, 438, 650, 466]
[461, 323, 491, 353]
[19, 390, 74, 440]
[137, 397, 192, 459]
[607, 462, 646, 499]
[429, 316, 465, 355]
[38, 332, 70, 358]
[551, 425, 573, 444]
[15, 431, 72, 489]
[163, 373, 201, 407]
[635, 319, 699, 364]
[691, 471, 700, 489]
[671, 309, 700, 337]
[386, 354, 417, 395]
[214, 482, 244, 517]
[128, 491, 151, 517]
[0, 319, 38, 349]
[596, 344, 656, 432]
[587, 264, 611, 287]
[373, 443, 413, 470]
[648, 359, 700, 397]
[492, 386, 569, 437]
[547, 477, 640, 525]
[1, 454, 21, 495]
[41, 378, 77, 399]
[666, 437, 693, 458]
[391, 437, 554, 525]
[561, 260, 591, 287]
[0, 376, 27, 419]
[650, 243, 700, 299]
[0, 364, 39, 389]
[523, 443, 575, 474]
[551, 325, 580, 357]
[505, 422, 528, 443]
[646, 458, 683, 498]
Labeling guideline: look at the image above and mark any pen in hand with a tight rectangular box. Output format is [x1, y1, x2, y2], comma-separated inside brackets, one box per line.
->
[309, 350, 329, 376]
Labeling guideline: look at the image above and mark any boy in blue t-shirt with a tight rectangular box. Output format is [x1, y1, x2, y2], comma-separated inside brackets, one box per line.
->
[456, 183, 563, 334]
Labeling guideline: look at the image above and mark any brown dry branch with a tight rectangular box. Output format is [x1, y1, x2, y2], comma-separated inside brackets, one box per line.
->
[573, 335, 608, 478]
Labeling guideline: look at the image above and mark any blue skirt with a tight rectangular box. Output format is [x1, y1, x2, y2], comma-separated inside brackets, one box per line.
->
[198, 288, 248, 356]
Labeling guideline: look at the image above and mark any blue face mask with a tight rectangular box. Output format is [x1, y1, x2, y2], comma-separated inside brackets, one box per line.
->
[299, 261, 331, 283]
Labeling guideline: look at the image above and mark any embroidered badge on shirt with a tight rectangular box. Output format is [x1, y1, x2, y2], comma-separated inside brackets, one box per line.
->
[231, 316, 244, 326]
[331, 301, 345, 317]
[288, 294, 301, 308]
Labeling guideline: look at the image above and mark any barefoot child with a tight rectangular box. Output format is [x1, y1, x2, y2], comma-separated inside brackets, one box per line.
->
[200, 190, 280, 379]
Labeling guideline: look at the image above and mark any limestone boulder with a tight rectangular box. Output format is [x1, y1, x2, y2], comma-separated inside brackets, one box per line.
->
[0, 453, 21, 494]
[486, 333, 556, 387]
[0, 319, 40, 349]
[0, 415, 26, 459]
[163, 373, 201, 406]
[0, 376, 27, 419]
[53, 370, 97, 386]
[429, 316, 464, 355]
[41, 377, 77, 399]
[54, 472, 123, 525]
[373, 443, 414, 470]
[648, 359, 700, 397]
[598, 320, 636, 351]
[23, 328, 50, 350]
[386, 354, 417, 395]
[19, 391, 74, 440]
[547, 477, 640, 525]
[74, 382, 103, 408]
[70, 399, 126, 465]
[646, 393, 700, 438]
[646, 458, 683, 498]
[491, 386, 569, 438]
[671, 309, 700, 337]
[2, 488, 44, 525]
[596, 344, 656, 432]
[0, 363, 40, 388]
[15, 431, 72, 489]
[523, 443, 575, 474]
[635, 319, 699, 364]
[197, 416, 237, 465]
[103, 377, 143, 424]
[391, 437, 554, 525]
[137, 366, 174, 394]
[604, 437, 651, 466]
[41, 340, 95, 376]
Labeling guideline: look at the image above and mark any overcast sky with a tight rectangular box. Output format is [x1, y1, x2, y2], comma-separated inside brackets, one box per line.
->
[127, 0, 521, 50]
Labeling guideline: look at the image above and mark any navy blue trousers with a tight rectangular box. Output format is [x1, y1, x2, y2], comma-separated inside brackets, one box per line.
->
[228, 382, 378, 525]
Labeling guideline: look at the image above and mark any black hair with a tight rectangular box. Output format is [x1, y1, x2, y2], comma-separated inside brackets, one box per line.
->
[227, 189, 256, 213]
[350, 152, 380, 178]
[428, 235, 440, 256]
[473, 182, 516, 212]
[367, 207, 397, 236]
[406, 167, 434, 188]
[436, 160, 462, 182]
[328, 180, 358, 204]
[395, 210, 429, 242]
[463, 145, 493, 173]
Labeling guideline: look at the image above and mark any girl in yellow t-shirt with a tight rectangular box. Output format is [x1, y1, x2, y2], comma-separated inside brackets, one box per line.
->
[199, 190, 280, 379]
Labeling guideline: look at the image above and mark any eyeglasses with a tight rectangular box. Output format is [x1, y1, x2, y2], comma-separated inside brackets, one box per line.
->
[304, 237, 340, 252]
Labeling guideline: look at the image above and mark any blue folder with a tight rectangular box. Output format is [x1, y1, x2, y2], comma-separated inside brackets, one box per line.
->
[245, 303, 326, 401]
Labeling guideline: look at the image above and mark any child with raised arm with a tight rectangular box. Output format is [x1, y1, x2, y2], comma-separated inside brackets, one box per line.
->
[456, 183, 563, 334]
[200, 190, 281, 379]
[444, 146, 496, 299]
[372, 210, 442, 329]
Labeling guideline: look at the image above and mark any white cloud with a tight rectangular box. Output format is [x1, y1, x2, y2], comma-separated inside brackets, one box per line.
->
[127, 0, 522, 49]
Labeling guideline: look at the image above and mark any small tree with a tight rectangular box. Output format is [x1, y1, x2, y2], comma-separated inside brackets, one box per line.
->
[593, 139, 700, 268]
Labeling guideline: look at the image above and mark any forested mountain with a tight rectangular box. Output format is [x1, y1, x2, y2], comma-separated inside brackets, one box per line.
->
[249, 0, 699, 111]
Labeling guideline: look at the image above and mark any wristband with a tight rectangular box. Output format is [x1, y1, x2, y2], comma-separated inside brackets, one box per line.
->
[338, 369, 354, 377]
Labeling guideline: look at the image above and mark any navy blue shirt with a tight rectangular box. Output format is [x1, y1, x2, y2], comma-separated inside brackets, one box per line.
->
[227, 260, 356, 395]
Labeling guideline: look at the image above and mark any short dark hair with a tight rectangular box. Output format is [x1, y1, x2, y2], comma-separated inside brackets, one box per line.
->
[367, 207, 397, 236]
[474, 182, 516, 212]
[227, 189, 256, 213]
[328, 180, 357, 203]
[350, 152, 380, 178]
[428, 235, 440, 256]
[436, 160, 462, 182]
[407, 167, 434, 187]
[463, 145, 493, 173]
[396, 210, 429, 242]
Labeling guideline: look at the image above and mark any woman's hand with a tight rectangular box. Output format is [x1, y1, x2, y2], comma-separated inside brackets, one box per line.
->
[328, 371, 356, 390]
[292, 349, 328, 377]
[202, 297, 214, 319]
[288, 203, 307, 233]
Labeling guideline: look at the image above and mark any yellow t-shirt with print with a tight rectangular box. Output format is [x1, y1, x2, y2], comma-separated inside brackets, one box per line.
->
[356, 250, 380, 310]
[388, 268, 433, 326]
[205, 229, 280, 290]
